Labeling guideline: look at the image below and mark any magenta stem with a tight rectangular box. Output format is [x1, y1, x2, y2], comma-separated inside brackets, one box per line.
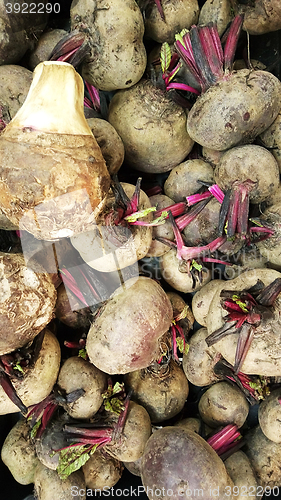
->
[208, 184, 225, 204]
[154, 201, 186, 219]
[250, 227, 274, 235]
[166, 82, 200, 95]
[224, 15, 244, 71]
[186, 191, 211, 207]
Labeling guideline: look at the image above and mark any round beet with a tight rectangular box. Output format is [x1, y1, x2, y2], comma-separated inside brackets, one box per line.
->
[141, 426, 233, 499]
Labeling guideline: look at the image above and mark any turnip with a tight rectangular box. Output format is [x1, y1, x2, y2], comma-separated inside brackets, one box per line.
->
[104, 401, 151, 462]
[141, 426, 234, 499]
[224, 450, 258, 500]
[28, 29, 67, 70]
[258, 388, 281, 443]
[82, 449, 123, 489]
[55, 283, 92, 330]
[87, 118, 125, 175]
[0, 252, 56, 355]
[141, 0, 199, 44]
[0, 61, 111, 241]
[206, 268, 281, 375]
[192, 279, 226, 327]
[57, 357, 107, 420]
[182, 327, 220, 386]
[108, 79, 194, 173]
[0, 65, 32, 128]
[214, 144, 279, 204]
[66, 0, 147, 91]
[1, 418, 40, 485]
[199, 0, 233, 36]
[175, 16, 281, 150]
[0, 329, 60, 415]
[0, 1, 49, 65]
[198, 381, 249, 428]
[71, 181, 153, 273]
[255, 202, 281, 267]
[163, 159, 214, 202]
[124, 360, 189, 423]
[238, 0, 281, 35]
[259, 109, 281, 172]
[244, 425, 281, 490]
[34, 462, 86, 500]
[86, 276, 173, 374]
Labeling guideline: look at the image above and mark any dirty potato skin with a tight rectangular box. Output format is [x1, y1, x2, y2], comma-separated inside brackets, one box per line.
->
[0, 252, 56, 355]
[57, 356, 107, 419]
[124, 361, 189, 423]
[1, 419, 40, 485]
[146, 194, 175, 258]
[0, 329, 61, 414]
[141, 427, 234, 500]
[71, 0, 147, 91]
[86, 277, 173, 374]
[105, 401, 151, 462]
[108, 80, 194, 173]
[258, 388, 281, 443]
[214, 144, 279, 203]
[199, 0, 232, 36]
[187, 69, 281, 151]
[144, 0, 199, 44]
[164, 159, 214, 202]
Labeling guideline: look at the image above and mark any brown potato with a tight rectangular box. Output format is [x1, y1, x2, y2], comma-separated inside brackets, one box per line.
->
[258, 389, 281, 443]
[224, 451, 258, 500]
[192, 280, 226, 327]
[28, 29, 67, 70]
[241, 0, 281, 35]
[0, 65, 32, 124]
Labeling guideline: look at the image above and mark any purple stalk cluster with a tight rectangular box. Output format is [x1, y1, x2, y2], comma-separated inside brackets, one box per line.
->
[175, 15, 244, 92]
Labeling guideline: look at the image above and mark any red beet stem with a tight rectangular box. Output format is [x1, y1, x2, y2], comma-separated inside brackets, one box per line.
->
[234, 323, 254, 374]
[190, 26, 217, 89]
[198, 25, 224, 81]
[166, 82, 200, 95]
[208, 184, 225, 204]
[154, 0, 165, 20]
[154, 201, 186, 219]
[186, 191, 211, 207]
[176, 198, 210, 231]
[171, 325, 179, 362]
[207, 424, 240, 450]
[224, 15, 244, 71]
[124, 178, 142, 216]
[0, 370, 27, 415]
[85, 81, 100, 111]
[256, 278, 281, 306]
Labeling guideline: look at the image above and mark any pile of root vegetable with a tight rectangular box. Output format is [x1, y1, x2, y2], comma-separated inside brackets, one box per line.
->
[2, 1, 281, 499]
